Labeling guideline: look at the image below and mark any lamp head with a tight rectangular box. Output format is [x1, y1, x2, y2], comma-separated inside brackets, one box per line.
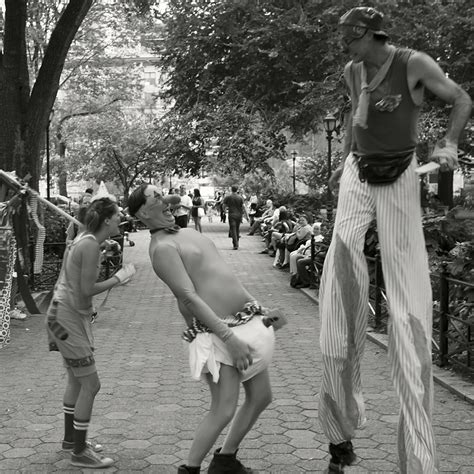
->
[323, 114, 337, 133]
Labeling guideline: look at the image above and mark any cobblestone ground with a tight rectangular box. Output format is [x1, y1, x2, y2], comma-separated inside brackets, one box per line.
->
[0, 222, 473, 473]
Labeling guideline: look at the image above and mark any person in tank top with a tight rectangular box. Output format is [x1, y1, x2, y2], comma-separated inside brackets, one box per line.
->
[317, 7, 471, 474]
[46, 198, 136, 469]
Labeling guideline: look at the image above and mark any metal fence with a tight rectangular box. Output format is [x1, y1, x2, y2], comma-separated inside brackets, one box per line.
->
[311, 239, 473, 375]
[31, 237, 124, 291]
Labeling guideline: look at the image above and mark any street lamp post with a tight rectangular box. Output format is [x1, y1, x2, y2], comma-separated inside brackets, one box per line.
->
[323, 113, 337, 221]
[46, 109, 55, 200]
[291, 150, 297, 193]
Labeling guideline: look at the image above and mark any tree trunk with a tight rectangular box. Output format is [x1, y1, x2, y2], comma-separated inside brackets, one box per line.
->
[0, 0, 93, 190]
[0, 0, 30, 177]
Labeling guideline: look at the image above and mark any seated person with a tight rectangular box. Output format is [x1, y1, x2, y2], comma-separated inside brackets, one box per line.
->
[247, 200, 275, 235]
[260, 208, 293, 256]
[273, 214, 312, 268]
[289, 223, 323, 288]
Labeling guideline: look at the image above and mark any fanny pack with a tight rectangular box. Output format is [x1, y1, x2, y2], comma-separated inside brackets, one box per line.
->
[355, 151, 414, 185]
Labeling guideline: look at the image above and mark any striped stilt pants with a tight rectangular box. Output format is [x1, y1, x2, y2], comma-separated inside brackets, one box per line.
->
[318, 153, 437, 473]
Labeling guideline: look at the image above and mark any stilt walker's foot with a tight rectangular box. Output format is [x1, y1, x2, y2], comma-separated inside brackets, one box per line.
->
[326, 441, 356, 473]
[177, 465, 200, 473]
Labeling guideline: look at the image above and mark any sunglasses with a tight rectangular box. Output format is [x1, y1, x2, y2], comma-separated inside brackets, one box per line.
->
[340, 24, 368, 45]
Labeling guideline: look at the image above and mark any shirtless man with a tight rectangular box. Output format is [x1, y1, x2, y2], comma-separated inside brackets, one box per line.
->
[127, 184, 276, 474]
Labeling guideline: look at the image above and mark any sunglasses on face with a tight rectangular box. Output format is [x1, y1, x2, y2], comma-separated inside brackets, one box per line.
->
[340, 24, 368, 46]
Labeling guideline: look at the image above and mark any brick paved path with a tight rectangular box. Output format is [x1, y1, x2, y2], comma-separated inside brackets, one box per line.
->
[1, 222, 472, 473]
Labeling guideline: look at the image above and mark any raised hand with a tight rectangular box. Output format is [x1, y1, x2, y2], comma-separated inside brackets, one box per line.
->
[114, 263, 136, 285]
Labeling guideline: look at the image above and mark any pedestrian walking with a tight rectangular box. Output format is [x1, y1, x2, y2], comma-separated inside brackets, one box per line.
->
[318, 7, 472, 474]
[127, 184, 283, 474]
[46, 198, 136, 469]
[174, 185, 193, 228]
[191, 188, 205, 233]
[223, 185, 247, 250]
[215, 191, 226, 223]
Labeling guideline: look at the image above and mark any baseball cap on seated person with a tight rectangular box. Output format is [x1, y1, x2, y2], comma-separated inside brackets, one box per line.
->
[339, 7, 389, 43]
[127, 184, 181, 217]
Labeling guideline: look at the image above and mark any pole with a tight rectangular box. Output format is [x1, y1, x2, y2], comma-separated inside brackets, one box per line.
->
[46, 121, 51, 200]
[326, 132, 333, 221]
[0, 170, 80, 225]
[292, 155, 296, 193]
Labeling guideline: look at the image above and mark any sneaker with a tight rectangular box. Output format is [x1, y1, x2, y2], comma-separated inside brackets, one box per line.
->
[70, 446, 113, 468]
[62, 439, 103, 452]
[208, 448, 254, 474]
[177, 465, 200, 474]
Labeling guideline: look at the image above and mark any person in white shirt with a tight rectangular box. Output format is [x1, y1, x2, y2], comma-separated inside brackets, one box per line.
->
[174, 185, 193, 228]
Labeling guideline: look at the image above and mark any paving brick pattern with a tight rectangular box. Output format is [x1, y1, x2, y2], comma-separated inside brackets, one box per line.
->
[0, 222, 472, 473]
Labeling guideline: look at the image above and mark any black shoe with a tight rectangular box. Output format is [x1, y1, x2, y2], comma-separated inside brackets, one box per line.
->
[295, 283, 310, 289]
[327, 441, 356, 473]
[177, 465, 200, 474]
[207, 448, 254, 473]
[233, 246, 239, 250]
[259, 249, 269, 254]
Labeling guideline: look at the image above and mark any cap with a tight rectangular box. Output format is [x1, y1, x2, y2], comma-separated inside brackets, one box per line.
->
[339, 7, 388, 38]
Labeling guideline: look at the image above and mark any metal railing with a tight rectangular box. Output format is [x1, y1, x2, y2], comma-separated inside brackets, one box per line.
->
[311, 241, 473, 375]
[30, 237, 124, 291]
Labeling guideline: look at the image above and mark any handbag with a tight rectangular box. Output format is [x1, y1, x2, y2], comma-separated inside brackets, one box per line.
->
[197, 207, 205, 218]
[356, 151, 413, 185]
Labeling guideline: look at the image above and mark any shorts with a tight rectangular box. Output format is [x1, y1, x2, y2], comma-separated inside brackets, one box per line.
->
[187, 316, 275, 383]
[62, 356, 97, 377]
[46, 300, 97, 377]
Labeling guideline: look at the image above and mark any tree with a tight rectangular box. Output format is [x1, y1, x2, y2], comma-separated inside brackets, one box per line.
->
[0, 0, 162, 190]
[158, 101, 285, 179]
[158, 0, 472, 151]
[62, 109, 166, 199]
[158, 0, 351, 135]
[0, 0, 94, 189]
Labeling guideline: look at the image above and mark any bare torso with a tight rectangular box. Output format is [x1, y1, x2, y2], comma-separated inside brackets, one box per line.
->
[149, 228, 254, 326]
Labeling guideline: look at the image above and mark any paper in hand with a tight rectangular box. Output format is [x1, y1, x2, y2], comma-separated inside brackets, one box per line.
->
[415, 162, 440, 175]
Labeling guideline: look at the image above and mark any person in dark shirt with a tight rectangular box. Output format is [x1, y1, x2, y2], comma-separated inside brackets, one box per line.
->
[318, 7, 471, 474]
[223, 185, 247, 250]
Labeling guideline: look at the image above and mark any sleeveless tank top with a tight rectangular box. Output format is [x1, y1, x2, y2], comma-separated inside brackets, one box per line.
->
[348, 48, 421, 156]
[55, 233, 98, 311]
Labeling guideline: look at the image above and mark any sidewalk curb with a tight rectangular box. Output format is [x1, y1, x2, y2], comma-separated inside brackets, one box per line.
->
[299, 288, 474, 406]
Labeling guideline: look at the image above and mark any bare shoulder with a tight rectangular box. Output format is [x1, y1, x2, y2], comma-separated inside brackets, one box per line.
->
[407, 50, 439, 77]
[407, 50, 463, 104]
[75, 236, 99, 254]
